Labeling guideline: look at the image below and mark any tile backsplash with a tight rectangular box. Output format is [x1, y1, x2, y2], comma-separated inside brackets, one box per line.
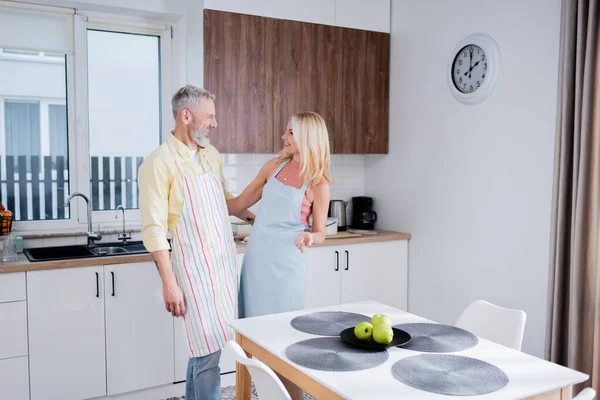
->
[222, 153, 366, 215]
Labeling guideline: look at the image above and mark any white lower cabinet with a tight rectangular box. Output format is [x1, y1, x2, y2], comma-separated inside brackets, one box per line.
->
[27, 263, 175, 400]
[20, 240, 407, 399]
[105, 262, 174, 395]
[305, 240, 408, 310]
[305, 246, 343, 308]
[28, 266, 107, 400]
[0, 271, 29, 400]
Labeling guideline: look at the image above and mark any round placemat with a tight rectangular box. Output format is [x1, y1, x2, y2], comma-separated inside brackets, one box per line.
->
[392, 354, 509, 396]
[393, 323, 478, 353]
[291, 311, 371, 336]
[285, 337, 389, 371]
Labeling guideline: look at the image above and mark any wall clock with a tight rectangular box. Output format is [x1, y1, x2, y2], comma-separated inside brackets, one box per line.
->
[448, 34, 501, 105]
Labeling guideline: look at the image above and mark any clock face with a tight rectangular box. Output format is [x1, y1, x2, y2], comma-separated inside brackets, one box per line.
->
[451, 44, 487, 94]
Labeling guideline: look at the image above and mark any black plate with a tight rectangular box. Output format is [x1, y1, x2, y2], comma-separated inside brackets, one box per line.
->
[340, 327, 411, 350]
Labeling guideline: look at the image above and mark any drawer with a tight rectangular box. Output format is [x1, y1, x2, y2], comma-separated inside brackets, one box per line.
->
[0, 301, 28, 359]
[0, 272, 26, 302]
[0, 356, 29, 400]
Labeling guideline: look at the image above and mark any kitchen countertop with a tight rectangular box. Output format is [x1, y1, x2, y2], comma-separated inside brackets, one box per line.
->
[0, 230, 410, 274]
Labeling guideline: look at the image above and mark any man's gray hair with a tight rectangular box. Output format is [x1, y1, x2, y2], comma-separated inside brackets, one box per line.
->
[171, 85, 216, 119]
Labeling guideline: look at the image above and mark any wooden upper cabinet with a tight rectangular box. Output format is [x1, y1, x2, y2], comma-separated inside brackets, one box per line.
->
[203, 10, 275, 153]
[271, 19, 336, 153]
[334, 28, 390, 154]
[203, 10, 390, 154]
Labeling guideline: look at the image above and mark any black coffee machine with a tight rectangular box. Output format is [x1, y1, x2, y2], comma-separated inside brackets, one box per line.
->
[351, 196, 377, 230]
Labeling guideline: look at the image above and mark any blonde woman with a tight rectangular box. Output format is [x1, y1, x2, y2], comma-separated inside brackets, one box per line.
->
[228, 112, 332, 320]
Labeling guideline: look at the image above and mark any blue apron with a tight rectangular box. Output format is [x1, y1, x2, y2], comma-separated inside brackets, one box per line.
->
[239, 160, 309, 318]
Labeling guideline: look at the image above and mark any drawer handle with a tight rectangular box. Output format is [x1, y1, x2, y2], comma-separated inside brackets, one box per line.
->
[95, 272, 99, 297]
[111, 271, 115, 296]
[335, 251, 339, 271]
[345, 250, 349, 271]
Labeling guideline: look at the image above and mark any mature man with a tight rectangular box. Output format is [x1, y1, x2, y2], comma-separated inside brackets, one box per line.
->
[139, 85, 253, 398]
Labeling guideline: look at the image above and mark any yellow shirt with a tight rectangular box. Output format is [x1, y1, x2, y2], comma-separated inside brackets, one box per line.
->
[138, 134, 233, 253]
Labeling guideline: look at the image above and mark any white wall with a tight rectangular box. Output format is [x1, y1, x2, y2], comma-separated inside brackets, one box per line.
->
[204, 0, 390, 32]
[365, 0, 561, 357]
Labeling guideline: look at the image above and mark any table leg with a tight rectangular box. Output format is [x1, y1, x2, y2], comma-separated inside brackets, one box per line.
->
[236, 332, 252, 400]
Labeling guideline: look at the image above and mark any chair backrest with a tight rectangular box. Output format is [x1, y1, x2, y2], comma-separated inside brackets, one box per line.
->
[225, 341, 292, 400]
[574, 388, 596, 400]
[455, 300, 527, 351]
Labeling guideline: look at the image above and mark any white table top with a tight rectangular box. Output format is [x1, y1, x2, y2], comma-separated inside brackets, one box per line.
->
[228, 301, 588, 400]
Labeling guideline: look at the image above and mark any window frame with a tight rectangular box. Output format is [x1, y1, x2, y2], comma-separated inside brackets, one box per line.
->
[73, 13, 173, 229]
[7, 8, 175, 233]
[2, 49, 80, 232]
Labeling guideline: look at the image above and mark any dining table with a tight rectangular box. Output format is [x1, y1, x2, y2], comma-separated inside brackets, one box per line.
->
[230, 301, 589, 400]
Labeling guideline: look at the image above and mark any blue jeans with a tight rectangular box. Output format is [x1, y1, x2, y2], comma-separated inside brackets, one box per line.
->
[185, 350, 221, 400]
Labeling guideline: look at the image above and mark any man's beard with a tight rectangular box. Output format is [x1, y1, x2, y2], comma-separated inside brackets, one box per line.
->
[191, 126, 210, 148]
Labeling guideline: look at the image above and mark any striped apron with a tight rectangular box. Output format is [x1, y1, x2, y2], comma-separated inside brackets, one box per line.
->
[167, 140, 237, 358]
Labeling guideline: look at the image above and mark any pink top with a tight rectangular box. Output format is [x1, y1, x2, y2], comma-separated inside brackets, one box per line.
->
[275, 159, 312, 226]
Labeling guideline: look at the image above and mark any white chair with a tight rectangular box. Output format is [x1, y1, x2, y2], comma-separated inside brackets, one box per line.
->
[226, 341, 292, 400]
[574, 388, 596, 400]
[455, 300, 527, 351]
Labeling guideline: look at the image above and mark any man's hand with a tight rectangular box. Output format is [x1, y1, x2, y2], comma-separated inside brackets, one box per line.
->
[163, 279, 186, 317]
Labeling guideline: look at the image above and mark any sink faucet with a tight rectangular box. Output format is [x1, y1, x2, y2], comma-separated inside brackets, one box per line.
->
[115, 205, 131, 244]
[64, 192, 102, 247]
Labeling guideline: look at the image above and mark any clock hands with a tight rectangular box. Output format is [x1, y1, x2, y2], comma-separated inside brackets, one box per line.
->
[469, 50, 473, 78]
[464, 59, 482, 76]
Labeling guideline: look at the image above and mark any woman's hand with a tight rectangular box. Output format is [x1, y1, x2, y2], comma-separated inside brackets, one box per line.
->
[294, 232, 314, 253]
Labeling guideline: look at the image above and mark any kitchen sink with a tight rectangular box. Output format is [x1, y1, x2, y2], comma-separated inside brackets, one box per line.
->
[24, 241, 150, 262]
[93, 246, 128, 256]
[25, 245, 96, 261]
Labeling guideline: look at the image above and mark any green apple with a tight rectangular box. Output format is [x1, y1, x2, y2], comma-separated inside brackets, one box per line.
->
[371, 314, 392, 328]
[373, 324, 394, 345]
[354, 322, 374, 341]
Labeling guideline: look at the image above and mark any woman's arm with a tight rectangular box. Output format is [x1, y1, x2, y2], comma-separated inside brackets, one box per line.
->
[294, 181, 331, 252]
[227, 159, 279, 216]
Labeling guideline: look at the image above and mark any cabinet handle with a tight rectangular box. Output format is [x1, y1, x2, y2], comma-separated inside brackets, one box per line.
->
[345, 250, 349, 271]
[95, 272, 99, 297]
[111, 271, 115, 296]
[335, 251, 339, 271]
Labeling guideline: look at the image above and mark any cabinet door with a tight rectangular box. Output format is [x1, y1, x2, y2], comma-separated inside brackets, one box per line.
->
[0, 271, 26, 302]
[340, 241, 408, 310]
[0, 301, 27, 359]
[0, 356, 29, 400]
[305, 246, 342, 308]
[27, 266, 106, 400]
[271, 19, 336, 146]
[334, 27, 390, 153]
[105, 262, 174, 395]
[204, 9, 275, 153]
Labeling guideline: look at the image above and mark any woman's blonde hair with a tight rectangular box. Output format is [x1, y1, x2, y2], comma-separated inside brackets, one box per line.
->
[278, 112, 333, 186]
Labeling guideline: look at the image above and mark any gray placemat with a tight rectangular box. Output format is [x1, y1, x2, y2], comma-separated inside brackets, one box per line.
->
[291, 311, 371, 336]
[393, 323, 478, 352]
[285, 337, 389, 371]
[392, 354, 509, 396]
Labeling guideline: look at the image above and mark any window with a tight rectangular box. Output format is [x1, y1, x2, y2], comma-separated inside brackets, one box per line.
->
[0, 1, 173, 231]
[86, 30, 161, 212]
[0, 49, 70, 221]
